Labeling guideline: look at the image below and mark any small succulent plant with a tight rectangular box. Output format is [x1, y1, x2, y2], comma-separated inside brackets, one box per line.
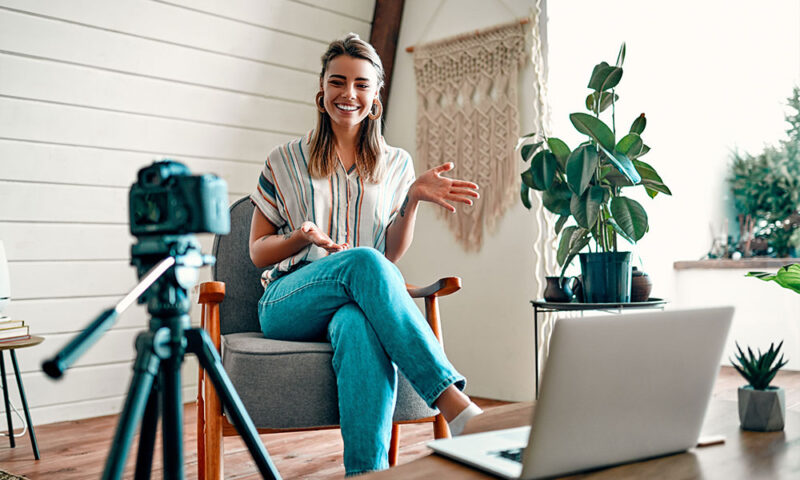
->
[731, 341, 789, 390]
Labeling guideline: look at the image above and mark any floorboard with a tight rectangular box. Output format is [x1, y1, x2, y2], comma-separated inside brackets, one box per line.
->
[0, 368, 797, 479]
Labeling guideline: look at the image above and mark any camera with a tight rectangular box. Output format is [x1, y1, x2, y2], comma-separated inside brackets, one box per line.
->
[129, 160, 230, 236]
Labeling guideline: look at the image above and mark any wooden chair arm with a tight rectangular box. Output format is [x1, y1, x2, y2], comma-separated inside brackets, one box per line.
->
[406, 277, 461, 299]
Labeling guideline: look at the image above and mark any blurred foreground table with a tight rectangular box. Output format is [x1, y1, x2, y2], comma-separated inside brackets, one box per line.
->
[363, 400, 800, 479]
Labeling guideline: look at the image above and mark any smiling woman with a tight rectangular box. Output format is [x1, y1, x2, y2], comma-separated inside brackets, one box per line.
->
[246, 33, 482, 476]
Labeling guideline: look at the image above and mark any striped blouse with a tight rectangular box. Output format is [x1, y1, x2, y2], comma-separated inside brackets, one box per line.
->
[250, 131, 415, 286]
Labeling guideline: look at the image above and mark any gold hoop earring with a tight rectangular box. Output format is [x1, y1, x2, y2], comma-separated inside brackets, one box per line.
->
[368, 99, 383, 120]
[316, 92, 326, 113]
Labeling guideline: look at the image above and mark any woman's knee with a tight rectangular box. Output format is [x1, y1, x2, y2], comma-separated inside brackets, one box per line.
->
[339, 247, 398, 280]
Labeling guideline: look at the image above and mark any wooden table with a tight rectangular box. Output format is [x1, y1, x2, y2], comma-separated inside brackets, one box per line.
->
[0, 335, 43, 460]
[364, 400, 800, 479]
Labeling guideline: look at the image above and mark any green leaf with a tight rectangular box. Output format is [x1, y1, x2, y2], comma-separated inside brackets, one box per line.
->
[585, 92, 619, 114]
[520, 142, 543, 162]
[598, 145, 642, 184]
[570, 185, 606, 229]
[570, 113, 616, 152]
[747, 263, 800, 294]
[541, 179, 572, 216]
[587, 63, 623, 91]
[520, 183, 532, 209]
[616, 43, 626, 67]
[566, 145, 599, 195]
[601, 167, 636, 187]
[555, 215, 569, 234]
[521, 169, 536, 189]
[610, 196, 648, 241]
[559, 230, 591, 275]
[615, 133, 643, 155]
[527, 150, 557, 190]
[630, 114, 647, 135]
[608, 217, 635, 244]
[634, 160, 672, 196]
[546, 138, 571, 171]
[638, 144, 651, 157]
[556, 226, 577, 265]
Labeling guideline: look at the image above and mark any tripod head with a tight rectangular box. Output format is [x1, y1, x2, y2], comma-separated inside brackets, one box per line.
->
[43, 160, 229, 378]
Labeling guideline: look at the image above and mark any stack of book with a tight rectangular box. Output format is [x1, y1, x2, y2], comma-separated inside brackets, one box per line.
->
[0, 316, 30, 343]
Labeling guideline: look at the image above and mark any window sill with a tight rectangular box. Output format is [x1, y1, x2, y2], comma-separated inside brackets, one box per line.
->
[673, 258, 798, 270]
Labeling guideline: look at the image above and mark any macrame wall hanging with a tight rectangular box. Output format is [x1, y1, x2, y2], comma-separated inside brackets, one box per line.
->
[413, 19, 529, 251]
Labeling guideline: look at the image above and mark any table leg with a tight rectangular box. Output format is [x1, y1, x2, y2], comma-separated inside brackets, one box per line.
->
[0, 351, 14, 448]
[10, 350, 39, 459]
[534, 306, 539, 400]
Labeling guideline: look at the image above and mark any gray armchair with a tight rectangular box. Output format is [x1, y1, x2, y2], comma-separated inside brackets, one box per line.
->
[196, 197, 461, 479]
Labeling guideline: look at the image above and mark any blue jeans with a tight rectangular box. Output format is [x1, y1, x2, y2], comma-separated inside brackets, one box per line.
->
[258, 247, 465, 476]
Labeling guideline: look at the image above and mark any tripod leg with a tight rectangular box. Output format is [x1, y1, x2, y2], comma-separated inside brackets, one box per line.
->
[134, 382, 160, 480]
[185, 328, 281, 480]
[102, 333, 161, 480]
[161, 353, 184, 480]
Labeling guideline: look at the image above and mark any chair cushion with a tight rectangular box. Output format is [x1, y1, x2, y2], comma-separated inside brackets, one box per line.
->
[222, 332, 439, 428]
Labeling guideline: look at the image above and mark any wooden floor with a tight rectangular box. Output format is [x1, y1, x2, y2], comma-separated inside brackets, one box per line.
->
[1, 367, 799, 479]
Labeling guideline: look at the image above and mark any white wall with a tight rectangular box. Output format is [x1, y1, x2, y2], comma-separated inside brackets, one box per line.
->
[546, 1, 800, 369]
[0, 0, 372, 425]
[389, 0, 800, 401]
[387, 0, 545, 402]
[546, 1, 800, 296]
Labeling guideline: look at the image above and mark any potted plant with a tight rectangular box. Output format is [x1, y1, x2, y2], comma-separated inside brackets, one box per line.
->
[730, 341, 788, 431]
[728, 87, 800, 258]
[520, 44, 671, 302]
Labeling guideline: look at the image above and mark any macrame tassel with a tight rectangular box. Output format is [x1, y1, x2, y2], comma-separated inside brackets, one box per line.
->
[414, 20, 529, 251]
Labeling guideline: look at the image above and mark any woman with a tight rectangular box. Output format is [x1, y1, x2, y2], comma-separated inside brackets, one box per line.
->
[249, 33, 482, 476]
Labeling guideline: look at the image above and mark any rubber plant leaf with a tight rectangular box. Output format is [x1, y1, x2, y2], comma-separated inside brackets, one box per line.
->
[546, 138, 571, 172]
[555, 215, 569, 235]
[570, 185, 606, 229]
[528, 150, 558, 191]
[610, 196, 649, 242]
[598, 145, 642, 184]
[556, 226, 578, 266]
[587, 63, 622, 92]
[615, 133, 643, 155]
[634, 159, 672, 198]
[559, 229, 591, 278]
[541, 179, 572, 216]
[570, 113, 616, 152]
[586, 92, 619, 115]
[566, 145, 599, 195]
[630, 114, 647, 135]
[520, 142, 543, 162]
[520, 183, 532, 209]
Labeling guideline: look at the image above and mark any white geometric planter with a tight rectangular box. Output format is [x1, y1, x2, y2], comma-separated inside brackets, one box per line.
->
[738, 386, 786, 432]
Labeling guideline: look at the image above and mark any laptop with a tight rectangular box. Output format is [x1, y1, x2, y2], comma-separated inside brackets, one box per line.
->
[428, 306, 734, 479]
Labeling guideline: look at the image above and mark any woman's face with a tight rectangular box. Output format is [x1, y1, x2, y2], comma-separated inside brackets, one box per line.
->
[321, 55, 380, 131]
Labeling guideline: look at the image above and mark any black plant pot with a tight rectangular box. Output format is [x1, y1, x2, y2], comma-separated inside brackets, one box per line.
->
[579, 252, 632, 303]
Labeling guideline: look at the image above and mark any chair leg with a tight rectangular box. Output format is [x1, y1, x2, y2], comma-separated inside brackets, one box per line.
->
[388, 423, 400, 466]
[197, 370, 206, 480]
[204, 369, 223, 480]
[433, 413, 450, 439]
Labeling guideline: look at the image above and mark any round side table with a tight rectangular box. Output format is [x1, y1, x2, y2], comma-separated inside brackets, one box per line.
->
[530, 299, 667, 399]
[0, 335, 43, 459]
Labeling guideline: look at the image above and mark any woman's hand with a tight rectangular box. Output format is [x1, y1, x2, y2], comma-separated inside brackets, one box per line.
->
[300, 221, 348, 253]
[410, 162, 480, 212]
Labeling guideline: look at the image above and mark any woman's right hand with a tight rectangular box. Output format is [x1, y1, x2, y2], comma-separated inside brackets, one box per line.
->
[300, 221, 348, 253]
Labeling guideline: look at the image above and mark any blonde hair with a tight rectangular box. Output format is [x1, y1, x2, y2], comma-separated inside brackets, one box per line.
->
[309, 33, 385, 183]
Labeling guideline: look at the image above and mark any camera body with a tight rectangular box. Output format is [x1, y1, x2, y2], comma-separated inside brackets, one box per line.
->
[129, 160, 230, 236]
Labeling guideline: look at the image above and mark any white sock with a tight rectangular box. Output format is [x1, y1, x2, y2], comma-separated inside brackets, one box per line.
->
[447, 402, 483, 436]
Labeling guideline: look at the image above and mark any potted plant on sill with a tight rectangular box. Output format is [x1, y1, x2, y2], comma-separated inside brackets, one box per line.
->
[730, 341, 788, 431]
[520, 44, 671, 302]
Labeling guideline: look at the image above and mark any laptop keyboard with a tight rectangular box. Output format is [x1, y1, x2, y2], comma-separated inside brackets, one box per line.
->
[492, 447, 523, 463]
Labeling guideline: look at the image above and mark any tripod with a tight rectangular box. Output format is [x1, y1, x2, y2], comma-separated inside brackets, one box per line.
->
[43, 235, 281, 480]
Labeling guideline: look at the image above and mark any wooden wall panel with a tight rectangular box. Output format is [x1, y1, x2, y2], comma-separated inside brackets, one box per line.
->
[157, 0, 371, 43]
[0, 9, 318, 103]
[0, 0, 373, 426]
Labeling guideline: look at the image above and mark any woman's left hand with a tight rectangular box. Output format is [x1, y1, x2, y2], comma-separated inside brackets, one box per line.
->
[410, 162, 479, 213]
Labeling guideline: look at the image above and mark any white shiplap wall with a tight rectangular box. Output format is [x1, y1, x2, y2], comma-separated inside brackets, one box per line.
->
[0, 0, 373, 425]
